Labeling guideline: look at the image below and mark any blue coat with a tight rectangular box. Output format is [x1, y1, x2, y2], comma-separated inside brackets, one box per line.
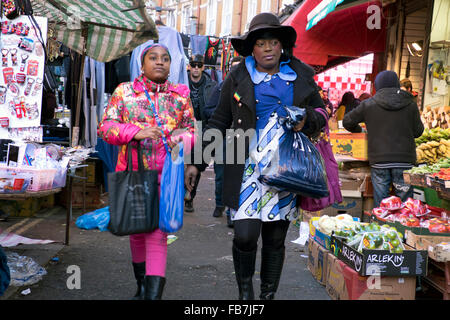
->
[193, 56, 326, 210]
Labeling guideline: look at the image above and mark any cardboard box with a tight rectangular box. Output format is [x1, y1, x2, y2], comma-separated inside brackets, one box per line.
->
[331, 236, 428, 276]
[405, 230, 450, 262]
[301, 209, 322, 223]
[58, 185, 102, 209]
[308, 239, 329, 285]
[310, 217, 333, 250]
[326, 255, 416, 300]
[330, 132, 368, 160]
[322, 196, 363, 219]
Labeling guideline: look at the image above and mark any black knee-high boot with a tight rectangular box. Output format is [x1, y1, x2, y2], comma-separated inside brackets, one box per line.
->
[132, 262, 146, 300]
[143, 276, 166, 300]
[259, 247, 285, 300]
[232, 245, 257, 300]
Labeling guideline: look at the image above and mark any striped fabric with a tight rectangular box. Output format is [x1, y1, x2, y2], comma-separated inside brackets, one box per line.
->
[30, 0, 158, 62]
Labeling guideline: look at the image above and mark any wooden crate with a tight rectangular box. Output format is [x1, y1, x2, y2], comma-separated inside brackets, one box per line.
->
[404, 172, 427, 187]
[422, 260, 450, 300]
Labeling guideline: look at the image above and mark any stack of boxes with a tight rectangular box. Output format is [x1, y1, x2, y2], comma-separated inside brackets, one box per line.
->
[307, 217, 427, 300]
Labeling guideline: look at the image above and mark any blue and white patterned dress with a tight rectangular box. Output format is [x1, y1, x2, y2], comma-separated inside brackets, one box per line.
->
[230, 56, 299, 223]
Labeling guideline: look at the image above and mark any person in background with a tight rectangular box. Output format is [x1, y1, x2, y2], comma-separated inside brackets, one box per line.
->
[185, 13, 326, 300]
[204, 55, 245, 224]
[318, 86, 334, 117]
[343, 70, 424, 207]
[98, 44, 196, 300]
[335, 91, 360, 121]
[185, 54, 218, 213]
[400, 78, 418, 103]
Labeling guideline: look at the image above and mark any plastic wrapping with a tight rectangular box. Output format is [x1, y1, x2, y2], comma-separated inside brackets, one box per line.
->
[75, 207, 110, 232]
[5, 252, 47, 287]
[159, 143, 184, 233]
[258, 106, 329, 198]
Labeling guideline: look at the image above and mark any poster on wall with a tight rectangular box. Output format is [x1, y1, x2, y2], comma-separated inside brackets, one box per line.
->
[0, 15, 47, 131]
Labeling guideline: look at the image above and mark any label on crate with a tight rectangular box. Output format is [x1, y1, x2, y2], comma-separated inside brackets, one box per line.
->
[445, 181, 450, 189]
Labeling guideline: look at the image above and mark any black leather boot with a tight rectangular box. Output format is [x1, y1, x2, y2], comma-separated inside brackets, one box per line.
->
[143, 276, 166, 300]
[259, 247, 285, 300]
[232, 245, 256, 300]
[132, 262, 145, 300]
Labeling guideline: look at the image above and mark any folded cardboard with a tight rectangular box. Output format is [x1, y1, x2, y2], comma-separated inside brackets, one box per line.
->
[405, 230, 450, 262]
[308, 239, 329, 285]
[321, 196, 363, 219]
[331, 236, 428, 276]
[326, 253, 416, 300]
[330, 132, 368, 160]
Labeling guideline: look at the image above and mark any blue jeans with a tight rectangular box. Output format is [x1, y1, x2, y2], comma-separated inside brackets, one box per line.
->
[371, 168, 414, 208]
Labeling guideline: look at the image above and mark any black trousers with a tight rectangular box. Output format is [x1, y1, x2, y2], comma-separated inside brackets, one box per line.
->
[233, 219, 290, 252]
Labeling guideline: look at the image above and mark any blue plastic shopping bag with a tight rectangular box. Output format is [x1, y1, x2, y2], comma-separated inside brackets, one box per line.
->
[159, 143, 184, 233]
[75, 206, 110, 232]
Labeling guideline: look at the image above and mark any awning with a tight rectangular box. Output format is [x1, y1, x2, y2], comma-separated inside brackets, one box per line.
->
[306, 0, 345, 30]
[284, 0, 387, 69]
[30, 0, 158, 62]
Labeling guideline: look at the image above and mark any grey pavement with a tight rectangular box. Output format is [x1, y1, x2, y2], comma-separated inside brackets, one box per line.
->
[1, 167, 330, 300]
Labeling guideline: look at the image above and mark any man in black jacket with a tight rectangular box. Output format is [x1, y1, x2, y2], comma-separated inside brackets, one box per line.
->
[204, 56, 245, 224]
[185, 54, 217, 213]
[343, 70, 424, 207]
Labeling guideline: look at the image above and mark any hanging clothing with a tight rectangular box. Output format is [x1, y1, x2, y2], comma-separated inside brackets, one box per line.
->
[130, 26, 188, 86]
[204, 37, 221, 66]
[180, 33, 191, 59]
[95, 60, 105, 122]
[190, 35, 208, 56]
[82, 57, 98, 147]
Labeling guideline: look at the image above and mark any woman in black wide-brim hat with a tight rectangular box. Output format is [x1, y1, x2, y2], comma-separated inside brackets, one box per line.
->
[185, 12, 326, 300]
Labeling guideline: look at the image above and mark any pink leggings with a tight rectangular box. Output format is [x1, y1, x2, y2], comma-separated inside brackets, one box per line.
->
[129, 229, 168, 277]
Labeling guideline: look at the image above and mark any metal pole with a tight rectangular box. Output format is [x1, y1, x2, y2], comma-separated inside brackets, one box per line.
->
[65, 174, 73, 245]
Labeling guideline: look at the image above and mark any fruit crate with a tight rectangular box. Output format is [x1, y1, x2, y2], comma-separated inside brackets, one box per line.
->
[404, 172, 427, 187]
[422, 260, 450, 300]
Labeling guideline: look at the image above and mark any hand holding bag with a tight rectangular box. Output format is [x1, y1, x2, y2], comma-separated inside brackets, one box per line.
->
[300, 108, 342, 211]
[258, 106, 329, 198]
[107, 143, 159, 236]
[159, 142, 185, 233]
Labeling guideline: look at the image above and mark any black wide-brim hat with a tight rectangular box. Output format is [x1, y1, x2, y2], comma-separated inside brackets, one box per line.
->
[231, 12, 297, 57]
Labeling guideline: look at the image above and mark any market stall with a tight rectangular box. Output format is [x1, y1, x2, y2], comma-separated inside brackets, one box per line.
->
[0, 0, 158, 244]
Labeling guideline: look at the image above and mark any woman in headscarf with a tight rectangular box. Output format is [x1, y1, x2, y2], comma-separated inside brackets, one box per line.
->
[98, 44, 196, 300]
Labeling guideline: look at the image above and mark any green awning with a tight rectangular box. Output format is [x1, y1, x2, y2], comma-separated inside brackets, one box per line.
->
[30, 0, 158, 62]
[306, 0, 345, 30]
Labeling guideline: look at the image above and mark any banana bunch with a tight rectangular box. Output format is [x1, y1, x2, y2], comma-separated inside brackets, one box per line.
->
[415, 128, 450, 146]
[416, 139, 450, 164]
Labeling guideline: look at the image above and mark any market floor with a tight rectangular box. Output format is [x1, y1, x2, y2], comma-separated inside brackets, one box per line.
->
[1, 168, 330, 300]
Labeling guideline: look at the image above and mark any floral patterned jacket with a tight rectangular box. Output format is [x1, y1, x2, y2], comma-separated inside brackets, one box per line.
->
[98, 74, 196, 182]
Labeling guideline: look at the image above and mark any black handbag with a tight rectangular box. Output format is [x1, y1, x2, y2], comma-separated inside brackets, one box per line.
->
[107, 142, 159, 236]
